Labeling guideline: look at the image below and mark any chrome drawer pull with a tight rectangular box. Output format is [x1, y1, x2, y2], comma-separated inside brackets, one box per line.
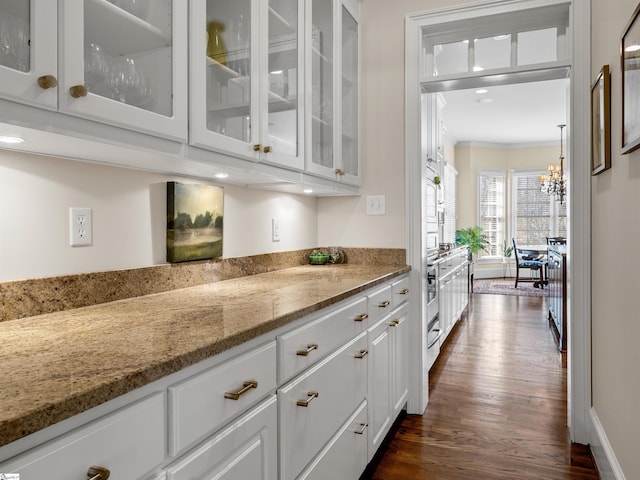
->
[354, 313, 369, 322]
[224, 380, 258, 400]
[296, 391, 319, 407]
[389, 319, 400, 327]
[296, 343, 319, 356]
[378, 300, 390, 308]
[87, 466, 110, 480]
[354, 422, 368, 435]
[398, 288, 410, 295]
[354, 349, 368, 359]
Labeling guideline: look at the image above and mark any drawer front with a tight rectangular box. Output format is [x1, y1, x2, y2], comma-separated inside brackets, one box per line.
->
[391, 275, 411, 308]
[169, 341, 276, 456]
[167, 396, 277, 480]
[278, 296, 368, 383]
[278, 331, 368, 480]
[367, 284, 393, 324]
[297, 400, 368, 480]
[1, 393, 165, 480]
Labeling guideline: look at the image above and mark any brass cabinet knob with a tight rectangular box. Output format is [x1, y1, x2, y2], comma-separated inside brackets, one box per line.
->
[335, 168, 345, 175]
[87, 466, 110, 480]
[253, 144, 262, 152]
[37, 75, 58, 89]
[69, 84, 88, 98]
[263, 145, 272, 153]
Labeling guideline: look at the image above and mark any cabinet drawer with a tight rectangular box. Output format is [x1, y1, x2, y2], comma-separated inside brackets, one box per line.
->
[166, 396, 277, 480]
[297, 400, 368, 480]
[0, 393, 165, 480]
[278, 296, 368, 383]
[391, 275, 411, 308]
[278, 331, 367, 480]
[169, 341, 276, 456]
[367, 284, 393, 323]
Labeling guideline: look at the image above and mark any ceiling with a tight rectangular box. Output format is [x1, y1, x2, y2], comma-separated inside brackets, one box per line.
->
[439, 77, 569, 147]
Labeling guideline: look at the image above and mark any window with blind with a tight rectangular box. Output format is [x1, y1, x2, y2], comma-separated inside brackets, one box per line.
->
[478, 170, 505, 258]
[511, 171, 567, 244]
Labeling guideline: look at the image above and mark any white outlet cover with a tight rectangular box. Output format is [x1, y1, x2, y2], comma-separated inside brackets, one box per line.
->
[272, 218, 281, 242]
[70, 207, 93, 247]
[366, 195, 386, 215]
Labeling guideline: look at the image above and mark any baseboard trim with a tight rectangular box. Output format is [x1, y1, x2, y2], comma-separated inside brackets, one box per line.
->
[590, 407, 626, 480]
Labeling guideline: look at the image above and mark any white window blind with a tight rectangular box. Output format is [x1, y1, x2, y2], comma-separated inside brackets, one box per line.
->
[511, 171, 567, 244]
[443, 163, 457, 244]
[478, 170, 505, 258]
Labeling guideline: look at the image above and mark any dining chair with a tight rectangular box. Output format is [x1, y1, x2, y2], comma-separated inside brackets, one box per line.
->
[547, 237, 567, 245]
[512, 238, 544, 288]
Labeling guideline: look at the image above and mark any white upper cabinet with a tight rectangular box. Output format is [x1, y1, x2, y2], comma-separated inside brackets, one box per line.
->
[305, 0, 360, 186]
[189, 0, 304, 171]
[0, 0, 57, 109]
[59, 0, 188, 141]
[0, 0, 187, 140]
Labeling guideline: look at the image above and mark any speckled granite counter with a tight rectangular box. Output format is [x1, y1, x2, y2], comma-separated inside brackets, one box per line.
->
[0, 263, 409, 448]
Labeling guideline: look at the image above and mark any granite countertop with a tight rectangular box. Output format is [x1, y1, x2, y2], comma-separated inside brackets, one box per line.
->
[0, 263, 409, 448]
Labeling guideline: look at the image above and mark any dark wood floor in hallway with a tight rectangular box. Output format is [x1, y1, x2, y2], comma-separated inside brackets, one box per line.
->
[364, 294, 599, 480]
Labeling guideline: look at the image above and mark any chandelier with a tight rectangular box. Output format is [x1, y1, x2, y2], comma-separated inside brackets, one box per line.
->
[539, 124, 567, 204]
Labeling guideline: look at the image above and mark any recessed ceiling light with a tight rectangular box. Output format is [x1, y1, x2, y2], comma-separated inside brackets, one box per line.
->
[303, 188, 314, 194]
[476, 98, 493, 104]
[625, 44, 640, 52]
[270, 70, 283, 75]
[475, 89, 489, 94]
[0, 135, 25, 144]
[473, 66, 484, 72]
[214, 173, 229, 179]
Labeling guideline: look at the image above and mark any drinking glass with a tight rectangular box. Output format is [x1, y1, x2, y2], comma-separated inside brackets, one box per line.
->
[84, 43, 108, 88]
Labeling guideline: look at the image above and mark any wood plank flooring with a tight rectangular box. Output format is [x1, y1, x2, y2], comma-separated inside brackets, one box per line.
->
[364, 293, 599, 480]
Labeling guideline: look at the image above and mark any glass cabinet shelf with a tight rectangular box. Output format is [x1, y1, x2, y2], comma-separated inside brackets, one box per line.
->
[85, 0, 171, 56]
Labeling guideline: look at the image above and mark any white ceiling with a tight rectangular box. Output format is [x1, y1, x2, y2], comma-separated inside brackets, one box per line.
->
[440, 77, 569, 147]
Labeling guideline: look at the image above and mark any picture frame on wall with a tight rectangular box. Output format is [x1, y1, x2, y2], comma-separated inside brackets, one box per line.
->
[591, 65, 611, 175]
[621, 3, 640, 154]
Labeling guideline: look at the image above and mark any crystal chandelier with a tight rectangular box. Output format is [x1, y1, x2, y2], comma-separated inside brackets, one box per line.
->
[539, 124, 567, 204]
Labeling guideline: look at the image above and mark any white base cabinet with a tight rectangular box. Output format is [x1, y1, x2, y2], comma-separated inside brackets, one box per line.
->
[0, 273, 410, 480]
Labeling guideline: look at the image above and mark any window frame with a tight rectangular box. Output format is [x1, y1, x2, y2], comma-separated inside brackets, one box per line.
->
[477, 169, 506, 261]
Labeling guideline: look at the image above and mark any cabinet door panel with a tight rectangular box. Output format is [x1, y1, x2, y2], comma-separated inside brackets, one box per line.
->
[367, 318, 392, 460]
[167, 396, 277, 480]
[58, 0, 187, 141]
[0, 0, 57, 109]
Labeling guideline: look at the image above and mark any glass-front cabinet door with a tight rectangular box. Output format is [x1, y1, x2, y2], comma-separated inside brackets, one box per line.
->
[58, 0, 188, 141]
[305, 0, 360, 185]
[190, 0, 303, 170]
[0, 0, 57, 109]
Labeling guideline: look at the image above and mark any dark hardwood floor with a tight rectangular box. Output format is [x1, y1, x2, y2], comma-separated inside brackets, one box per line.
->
[365, 293, 599, 480]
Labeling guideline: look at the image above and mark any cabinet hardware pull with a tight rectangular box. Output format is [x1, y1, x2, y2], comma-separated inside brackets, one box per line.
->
[354, 422, 368, 435]
[296, 343, 318, 356]
[335, 168, 344, 175]
[389, 319, 400, 327]
[69, 84, 88, 98]
[263, 145, 272, 153]
[354, 313, 368, 322]
[399, 288, 409, 294]
[37, 75, 57, 89]
[354, 349, 368, 359]
[224, 380, 258, 400]
[378, 300, 390, 308]
[253, 144, 262, 152]
[87, 466, 110, 480]
[296, 391, 319, 407]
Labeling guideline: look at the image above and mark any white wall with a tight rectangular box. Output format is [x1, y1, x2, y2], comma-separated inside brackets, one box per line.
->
[591, 1, 640, 478]
[0, 150, 317, 282]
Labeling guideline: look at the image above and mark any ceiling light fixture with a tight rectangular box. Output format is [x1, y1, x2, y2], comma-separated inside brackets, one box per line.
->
[303, 188, 313, 194]
[214, 173, 229, 179]
[475, 88, 488, 94]
[539, 124, 567, 204]
[625, 44, 640, 52]
[0, 135, 25, 144]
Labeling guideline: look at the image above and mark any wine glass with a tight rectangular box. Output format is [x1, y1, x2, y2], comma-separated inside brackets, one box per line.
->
[84, 43, 108, 89]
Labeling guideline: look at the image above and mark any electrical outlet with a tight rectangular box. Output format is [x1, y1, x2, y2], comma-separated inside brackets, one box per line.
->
[272, 218, 281, 242]
[70, 207, 93, 247]
[366, 195, 386, 215]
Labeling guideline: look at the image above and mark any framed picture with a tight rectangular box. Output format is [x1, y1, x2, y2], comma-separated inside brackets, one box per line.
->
[591, 65, 611, 175]
[166, 182, 224, 263]
[621, 3, 640, 154]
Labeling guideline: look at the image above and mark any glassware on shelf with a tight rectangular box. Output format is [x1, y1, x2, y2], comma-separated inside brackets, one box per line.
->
[109, 0, 151, 20]
[84, 43, 109, 88]
[107, 56, 151, 107]
[207, 20, 228, 66]
[0, 13, 30, 72]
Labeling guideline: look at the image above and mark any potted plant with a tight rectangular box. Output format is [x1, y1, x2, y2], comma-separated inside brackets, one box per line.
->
[501, 239, 514, 277]
[455, 226, 490, 261]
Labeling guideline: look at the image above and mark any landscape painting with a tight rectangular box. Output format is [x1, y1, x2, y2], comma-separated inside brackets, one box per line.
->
[166, 182, 224, 263]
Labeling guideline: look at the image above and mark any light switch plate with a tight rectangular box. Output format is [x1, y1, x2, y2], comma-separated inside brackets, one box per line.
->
[366, 195, 386, 215]
[272, 218, 281, 242]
